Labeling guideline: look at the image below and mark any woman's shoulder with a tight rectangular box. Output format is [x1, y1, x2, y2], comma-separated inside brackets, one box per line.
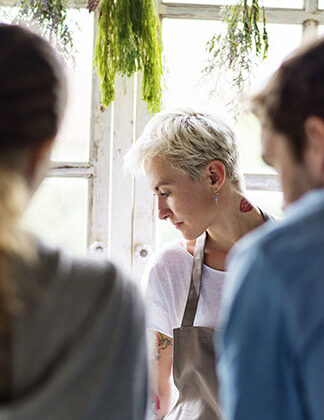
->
[15, 239, 146, 355]
[144, 241, 193, 291]
[150, 241, 191, 266]
[11, 240, 147, 414]
[17, 238, 143, 320]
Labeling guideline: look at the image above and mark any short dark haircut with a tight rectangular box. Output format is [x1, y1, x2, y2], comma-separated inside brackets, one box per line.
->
[252, 37, 324, 161]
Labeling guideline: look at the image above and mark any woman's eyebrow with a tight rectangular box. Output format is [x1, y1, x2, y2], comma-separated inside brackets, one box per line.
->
[154, 182, 173, 191]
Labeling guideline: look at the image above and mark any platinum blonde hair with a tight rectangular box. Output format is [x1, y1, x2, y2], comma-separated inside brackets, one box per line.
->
[125, 109, 241, 183]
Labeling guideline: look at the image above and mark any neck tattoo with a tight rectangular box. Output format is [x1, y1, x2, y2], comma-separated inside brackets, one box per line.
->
[239, 197, 253, 213]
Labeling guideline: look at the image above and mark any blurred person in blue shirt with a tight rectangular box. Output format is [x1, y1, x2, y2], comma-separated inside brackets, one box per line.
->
[218, 37, 324, 420]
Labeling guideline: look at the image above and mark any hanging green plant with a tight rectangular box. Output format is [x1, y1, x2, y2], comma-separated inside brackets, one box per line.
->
[18, 0, 73, 58]
[205, 0, 269, 92]
[91, 0, 163, 114]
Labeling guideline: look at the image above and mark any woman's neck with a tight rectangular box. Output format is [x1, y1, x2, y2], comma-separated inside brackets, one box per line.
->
[206, 183, 265, 253]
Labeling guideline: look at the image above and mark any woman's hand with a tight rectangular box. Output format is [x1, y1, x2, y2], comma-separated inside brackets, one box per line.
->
[150, 331, 173, 419]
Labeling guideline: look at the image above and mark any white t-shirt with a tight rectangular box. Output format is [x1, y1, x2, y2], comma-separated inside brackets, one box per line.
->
[144, 241, 225, 338]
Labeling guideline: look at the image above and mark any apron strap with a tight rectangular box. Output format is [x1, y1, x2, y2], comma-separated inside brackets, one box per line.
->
[181, 207, 271, 328]
[181, 232, 207, 327]
[258, 206, 274, 222]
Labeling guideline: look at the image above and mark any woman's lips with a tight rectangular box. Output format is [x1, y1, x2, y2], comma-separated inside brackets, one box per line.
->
[174, 222, 183, 229]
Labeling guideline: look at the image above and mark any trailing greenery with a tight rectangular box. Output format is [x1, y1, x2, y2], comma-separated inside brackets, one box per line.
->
[18, 0, 73, 58]
[93, 0, 163, 114]
[205, 0, 269, 92]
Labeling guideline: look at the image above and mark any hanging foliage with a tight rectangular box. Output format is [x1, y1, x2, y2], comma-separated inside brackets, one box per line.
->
[18, 0, 73, 58]
[92, 0, 163, 114]
[205, 0, 269, 91]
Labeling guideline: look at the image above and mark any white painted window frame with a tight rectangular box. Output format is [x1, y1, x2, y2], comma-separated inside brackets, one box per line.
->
[2, 0, 324, 280]
[158, 0, 322, 192]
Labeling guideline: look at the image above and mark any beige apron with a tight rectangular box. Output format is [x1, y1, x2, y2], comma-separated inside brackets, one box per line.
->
[166, 210, 271, 419]
[167, 232, 222, 420]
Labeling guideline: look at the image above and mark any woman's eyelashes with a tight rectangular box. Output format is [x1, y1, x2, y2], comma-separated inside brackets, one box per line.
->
[153, 191, 170, 198]
[160, 192, 170, 198]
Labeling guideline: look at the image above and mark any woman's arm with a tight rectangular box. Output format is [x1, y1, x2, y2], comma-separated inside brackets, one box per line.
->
[150, 330, 173, 419]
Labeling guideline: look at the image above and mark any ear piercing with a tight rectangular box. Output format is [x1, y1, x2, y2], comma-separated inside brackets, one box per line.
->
[210, 178, 219, 204]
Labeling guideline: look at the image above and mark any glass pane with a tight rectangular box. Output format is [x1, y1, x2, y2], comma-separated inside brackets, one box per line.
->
[252, 23, 302, 93]
[162, 19, 302, 174]
[246, 190, 283, 218]
[52, 9, 94, 162]
[238, 24, 302, 172]
[162, 18, 221, 110]
[237, 112, 275, 174]
[263, 0, 303, 6]
[0, 6, 18, 23]
[0, 7, 94, 162]
[317, 25, 324, 34]
[22, 178, 88, 255]
[162, 0, 303, 8]
[319, 0, 324, 9]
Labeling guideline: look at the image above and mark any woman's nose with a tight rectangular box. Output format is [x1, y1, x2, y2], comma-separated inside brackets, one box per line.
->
[157, 197, 172, 220]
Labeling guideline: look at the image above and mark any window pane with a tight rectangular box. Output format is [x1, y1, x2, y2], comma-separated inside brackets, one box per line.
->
[246, 190, 283, 218]
[23, 178, 88, 255]
[238, 113, 274, 174]
[162, 21, 302, 106]
[0, 5, 17, 20]
[239, 24, 302, 173]
[162, 0, 303, 8]
[162, 19, 302, 174]
[0, 7, 94, 162]
[317, 25, 324, 34]
[319, 0, 324, 9]
[162, 18, 220, 110]
[252, 24, 302, 93]
[52, 9, 94, 162]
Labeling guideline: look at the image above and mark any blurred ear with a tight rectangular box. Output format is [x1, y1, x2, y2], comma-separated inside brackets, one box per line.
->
[205, 160, 226, 191]
[26, 138, 54, 192]
[304, 116, 324, 180]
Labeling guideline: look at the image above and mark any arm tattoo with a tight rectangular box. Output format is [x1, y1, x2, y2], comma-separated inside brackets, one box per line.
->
[155, 332, 172, 361]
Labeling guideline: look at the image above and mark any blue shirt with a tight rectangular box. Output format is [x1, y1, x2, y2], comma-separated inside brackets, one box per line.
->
[218, 188, 324, 420]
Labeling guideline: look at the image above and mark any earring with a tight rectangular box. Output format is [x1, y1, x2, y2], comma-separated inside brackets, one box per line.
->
[214, 192, 219, 205]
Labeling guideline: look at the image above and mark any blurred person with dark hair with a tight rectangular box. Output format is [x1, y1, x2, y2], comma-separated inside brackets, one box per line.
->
[0, 23, 147, 420]
[218, 37, 324, 420]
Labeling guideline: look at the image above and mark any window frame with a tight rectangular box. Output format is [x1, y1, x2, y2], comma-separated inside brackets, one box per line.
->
[1, 0, 324, 279]
[157, 0, 322, 196]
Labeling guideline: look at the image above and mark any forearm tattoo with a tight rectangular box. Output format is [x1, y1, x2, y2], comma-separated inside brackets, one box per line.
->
[156, 332, 172, 361]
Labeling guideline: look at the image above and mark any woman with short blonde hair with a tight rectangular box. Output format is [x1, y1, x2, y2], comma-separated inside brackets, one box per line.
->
[126, 108, 272, 420]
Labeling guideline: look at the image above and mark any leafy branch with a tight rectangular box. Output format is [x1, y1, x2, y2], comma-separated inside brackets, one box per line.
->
[18, 0, 74, 59]
[204, 0, 269, 93]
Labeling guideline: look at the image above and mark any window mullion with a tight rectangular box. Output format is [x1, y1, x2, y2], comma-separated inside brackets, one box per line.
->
[48, 162, 94, 178]
[87, 15, 112, 257]
[304, 0, 318, 13]
[132, 72, 156, 282]
[107, 75, 135, 269]
[159, 3, 324, 24]
[244, 173, 281, 192]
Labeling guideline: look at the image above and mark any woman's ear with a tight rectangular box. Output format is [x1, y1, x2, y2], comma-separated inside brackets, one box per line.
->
[205, 160, 226, 190]
[26, 138, 55, 193]
[304, 116, 324, 181]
